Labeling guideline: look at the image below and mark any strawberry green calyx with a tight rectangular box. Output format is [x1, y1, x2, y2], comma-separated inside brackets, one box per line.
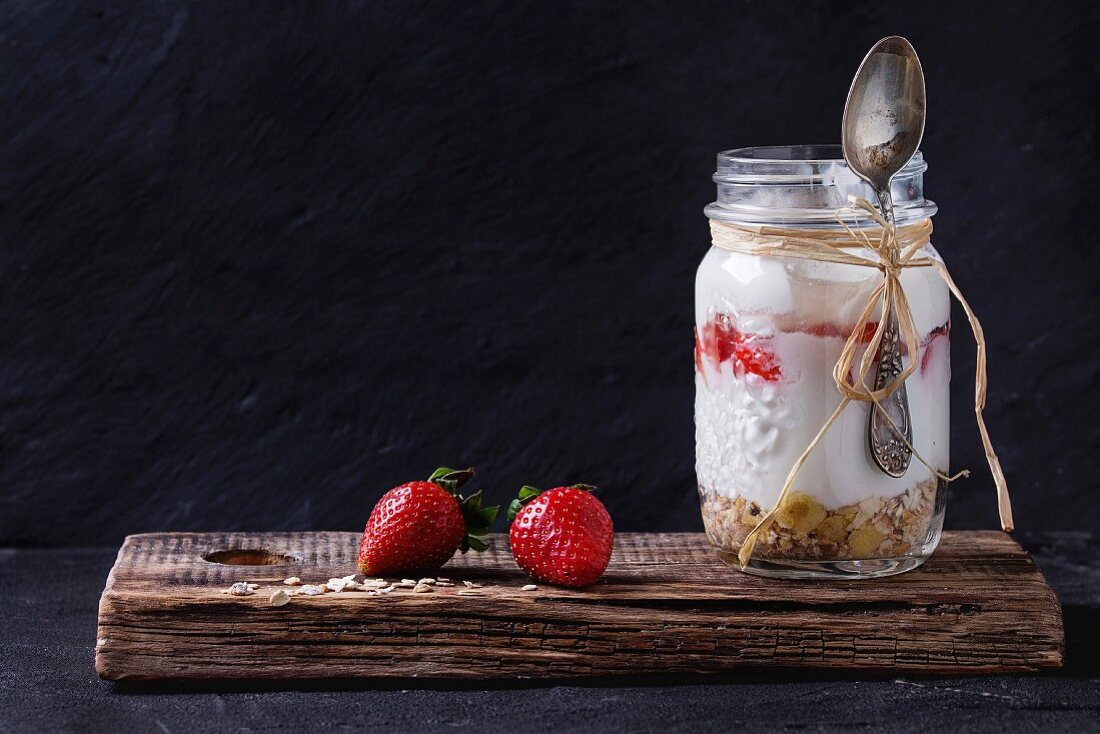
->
[426, 467, 498, 553]
[507, 485, 542, 522]
[428, 466, 475, 493]
[507, 483, 597, 521]
[458, 490, 499, 552]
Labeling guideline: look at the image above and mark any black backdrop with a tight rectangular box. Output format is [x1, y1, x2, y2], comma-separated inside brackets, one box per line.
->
[0, 1, 1095, 546]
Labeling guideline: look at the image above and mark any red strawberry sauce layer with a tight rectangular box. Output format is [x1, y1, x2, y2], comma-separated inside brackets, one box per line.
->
[695, 315, 950, 383]
[694, 314, 781, 381]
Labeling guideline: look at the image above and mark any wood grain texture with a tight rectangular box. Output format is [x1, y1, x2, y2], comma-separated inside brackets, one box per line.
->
[95, 531, 1063, 680]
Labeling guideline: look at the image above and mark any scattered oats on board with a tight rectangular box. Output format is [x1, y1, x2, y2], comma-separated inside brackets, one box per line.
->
[418, 577, 436, 585]
[457, 589, 482, 596]
[412, 582, 433, 593]
[521, 584, 538, 591]
[326, 578, 349, 593]
[283, 577, 302, 586]
[269, 589, 291, 607]
[462, 580, 481, 588]
[247, 583, 260, 590]
[222, 582, 254, 596]
[300, 585, 325, 596]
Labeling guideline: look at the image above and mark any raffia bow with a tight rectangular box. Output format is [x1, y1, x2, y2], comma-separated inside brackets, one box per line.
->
[707, 196, 1013, 567]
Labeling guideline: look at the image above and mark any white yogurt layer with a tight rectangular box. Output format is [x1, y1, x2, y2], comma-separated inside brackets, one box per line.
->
[695, 245, 950, 337]
[694, 245, 950, 510]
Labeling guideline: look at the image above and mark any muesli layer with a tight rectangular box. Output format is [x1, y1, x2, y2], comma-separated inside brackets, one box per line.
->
[699, 477, 940, 561]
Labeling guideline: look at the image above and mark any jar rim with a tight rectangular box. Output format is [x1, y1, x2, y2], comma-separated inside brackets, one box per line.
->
[706, 144, 937, 226]
[715, 144, 926, 181]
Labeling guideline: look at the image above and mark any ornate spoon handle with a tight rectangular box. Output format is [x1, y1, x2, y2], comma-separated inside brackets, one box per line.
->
[868, 306, 913, 477]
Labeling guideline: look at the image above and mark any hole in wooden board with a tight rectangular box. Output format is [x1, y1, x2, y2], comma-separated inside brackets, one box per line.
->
[202, 549, 300, 566]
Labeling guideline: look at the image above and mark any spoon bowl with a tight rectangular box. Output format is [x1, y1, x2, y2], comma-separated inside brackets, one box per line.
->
[842, 36, 926, 200]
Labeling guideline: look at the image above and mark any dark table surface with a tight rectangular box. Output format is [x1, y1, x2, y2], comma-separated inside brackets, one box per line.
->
[2, 532, 1097, 733]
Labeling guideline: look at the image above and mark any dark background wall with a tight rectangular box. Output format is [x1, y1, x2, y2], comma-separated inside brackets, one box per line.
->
[0, 1, 1094, 546]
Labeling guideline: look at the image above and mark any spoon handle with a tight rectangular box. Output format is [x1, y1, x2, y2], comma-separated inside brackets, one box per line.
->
[868, 186, 914, 477]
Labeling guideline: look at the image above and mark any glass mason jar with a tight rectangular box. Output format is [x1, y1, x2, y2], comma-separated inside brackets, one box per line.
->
[695, 145, 949, 579]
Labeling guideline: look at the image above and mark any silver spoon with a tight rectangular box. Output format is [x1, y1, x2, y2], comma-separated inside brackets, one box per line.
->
[841, 36, 926, 478]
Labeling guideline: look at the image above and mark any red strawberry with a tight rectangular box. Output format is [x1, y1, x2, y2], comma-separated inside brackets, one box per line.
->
[357, 467, 498, 576]
[804, 322, 846, 339]
[858, 321, 880, 345]
[697, 314, 781, 382]
[507, 484, 614, 588]
[920, 321, 951, 374]
[803, 320, 910, 356]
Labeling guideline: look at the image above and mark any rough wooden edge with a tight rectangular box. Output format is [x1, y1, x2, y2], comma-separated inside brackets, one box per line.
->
[1035, 565, 1066, 668]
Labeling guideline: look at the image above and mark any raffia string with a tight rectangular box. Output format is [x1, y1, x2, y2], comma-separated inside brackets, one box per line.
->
[708, 196, 1013, 568]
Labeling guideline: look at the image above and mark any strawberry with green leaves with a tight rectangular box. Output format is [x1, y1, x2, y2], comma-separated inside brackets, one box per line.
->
[507, 484, 614, 588]
[357, 467, 498, 576]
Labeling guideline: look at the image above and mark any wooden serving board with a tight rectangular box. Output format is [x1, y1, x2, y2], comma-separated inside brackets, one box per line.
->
[96, 531, 1063, 680]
